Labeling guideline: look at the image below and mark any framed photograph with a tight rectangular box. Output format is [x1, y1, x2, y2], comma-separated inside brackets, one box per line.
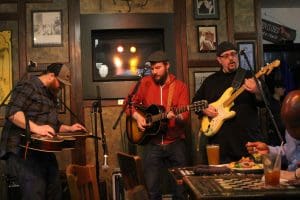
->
[237, 41, 256, 70]
[32, 10, 62, 47]
[194, 0, 219, 19]
[198, 25, 217, 52]
[194, 68, 219, 92]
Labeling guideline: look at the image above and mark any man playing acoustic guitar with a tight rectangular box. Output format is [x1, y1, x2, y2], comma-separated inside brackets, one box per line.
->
[192, 41, 268, 164]
[126, 50, 190, 200]
[0, 63, 86, 200]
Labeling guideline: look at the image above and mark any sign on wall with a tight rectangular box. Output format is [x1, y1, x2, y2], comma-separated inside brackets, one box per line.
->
[262, 19, 296, 43]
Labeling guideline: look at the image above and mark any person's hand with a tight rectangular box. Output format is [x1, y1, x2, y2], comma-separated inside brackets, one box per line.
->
[69, 123, 87, 132]
[246, 141, 269, 155]
[202, 105, 218, 117]
[243, 78, 259, 94]
[167, 111, 176, 119]
[133, 112, 147, 131]
[33, 125, 55, 138]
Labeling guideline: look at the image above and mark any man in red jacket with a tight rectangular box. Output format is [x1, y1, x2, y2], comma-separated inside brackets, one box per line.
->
[126, 50, 189, 200]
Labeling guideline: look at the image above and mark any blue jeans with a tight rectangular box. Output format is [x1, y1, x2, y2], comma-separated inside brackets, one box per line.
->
[143, 140, 187, 200]
[6, 150, 62, 200]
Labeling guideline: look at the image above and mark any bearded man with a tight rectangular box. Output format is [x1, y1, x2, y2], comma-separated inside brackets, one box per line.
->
[0, 63, 86, 199]
[126, 50, 189, 200]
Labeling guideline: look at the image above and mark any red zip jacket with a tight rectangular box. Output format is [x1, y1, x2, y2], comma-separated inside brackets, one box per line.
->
[126, 74, 190, 144]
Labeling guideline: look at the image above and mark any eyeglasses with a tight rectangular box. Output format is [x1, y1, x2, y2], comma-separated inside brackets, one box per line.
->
[219, 51, 238, 59]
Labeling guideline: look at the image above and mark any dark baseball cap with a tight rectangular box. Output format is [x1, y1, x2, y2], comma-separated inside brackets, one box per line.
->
[46, 63, 71, 85]
[216, 41, 237, 57]
[147, 50, 169, 63]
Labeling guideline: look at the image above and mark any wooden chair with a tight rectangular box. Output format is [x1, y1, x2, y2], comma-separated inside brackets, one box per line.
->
[117, 151, 149, 200]
[66, 164, 100, 200]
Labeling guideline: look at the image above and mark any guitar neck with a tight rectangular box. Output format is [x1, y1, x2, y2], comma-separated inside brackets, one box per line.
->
[151, 105, 189, 123]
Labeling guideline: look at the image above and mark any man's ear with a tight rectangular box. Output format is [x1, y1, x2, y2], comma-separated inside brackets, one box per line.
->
[216, 57, 222, 64]
[166, 62, 170, 70]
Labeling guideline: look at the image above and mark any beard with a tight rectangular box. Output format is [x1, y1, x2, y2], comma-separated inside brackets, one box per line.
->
[153, 71, 168, 85]
[49, 80, 60, 95]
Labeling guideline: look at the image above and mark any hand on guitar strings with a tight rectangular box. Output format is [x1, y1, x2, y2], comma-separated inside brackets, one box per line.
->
[243, 78, 260, 94]
[33, 124, 56, 138]
[69, 123, 88, 132]
[167, 111, 183, 120]
[133, 112, 148, 131]
[202, 105, 218, 118]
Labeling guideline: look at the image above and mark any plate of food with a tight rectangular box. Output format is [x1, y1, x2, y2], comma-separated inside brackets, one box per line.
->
[227, 157, 264, 174]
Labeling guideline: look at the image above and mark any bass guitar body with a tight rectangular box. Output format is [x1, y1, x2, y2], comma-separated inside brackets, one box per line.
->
[126, 104, 167, 145]
[201, 87, 236, 136]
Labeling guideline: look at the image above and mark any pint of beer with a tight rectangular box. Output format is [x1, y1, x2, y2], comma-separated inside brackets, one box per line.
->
[206, 144, 220, 165]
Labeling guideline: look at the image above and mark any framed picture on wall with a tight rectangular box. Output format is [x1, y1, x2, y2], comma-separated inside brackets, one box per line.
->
[32, 10, 62, 47]
[194, 68, 219, 92]
[198, 25, 218, 53]
[194, 0, 219, 19]
[237, 41, 256, 70]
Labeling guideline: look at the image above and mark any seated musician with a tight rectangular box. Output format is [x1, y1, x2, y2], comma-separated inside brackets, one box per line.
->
[246, 90, 300, 180]
[0, 63, 86, 199]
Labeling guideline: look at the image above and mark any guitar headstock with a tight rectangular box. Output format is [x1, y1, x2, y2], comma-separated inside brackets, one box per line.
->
[258, 59, 280, 76]
[192, 100, 208, 112]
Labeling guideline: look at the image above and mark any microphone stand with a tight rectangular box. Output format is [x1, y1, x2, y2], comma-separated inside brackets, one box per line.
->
[112, 67, 149, 154]
[97, 86, 109, 171]
[240, 51, 284, 143]
[91, 100, 101, 189]
[112, 67, 149, 129]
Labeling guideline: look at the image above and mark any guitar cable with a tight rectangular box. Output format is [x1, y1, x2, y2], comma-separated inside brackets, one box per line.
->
[23, 113, 31, 160]
[24, 141, 30, 160]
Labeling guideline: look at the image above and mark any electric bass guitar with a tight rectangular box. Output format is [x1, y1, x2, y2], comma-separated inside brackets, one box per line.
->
[201, 59, 280, 137]
[19, 132, 88, 152]
[126, 100, 208, 145]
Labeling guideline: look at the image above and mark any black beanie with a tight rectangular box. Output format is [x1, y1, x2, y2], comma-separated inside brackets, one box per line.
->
[216, 41, 237, 56]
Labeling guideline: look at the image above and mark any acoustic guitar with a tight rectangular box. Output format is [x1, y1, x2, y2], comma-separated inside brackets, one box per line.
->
[19, 132, 88, 152]
[201, 59, 280, 137]
[126, 100, 208, 145]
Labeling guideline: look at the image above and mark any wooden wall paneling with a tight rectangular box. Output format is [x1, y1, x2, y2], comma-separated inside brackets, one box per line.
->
[174, 0, 188, 83]
[0, 13, 18, 20]
[18, 0, 27, 80]
[68, 0, 85, 165]
[234, 32, 258, 40]
[254, 0, 263, 67]
[225, 0, 234, 43]
[188, 60, 219, 68]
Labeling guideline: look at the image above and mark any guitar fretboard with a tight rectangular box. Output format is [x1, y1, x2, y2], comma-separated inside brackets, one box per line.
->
[151, 100, 207, 123]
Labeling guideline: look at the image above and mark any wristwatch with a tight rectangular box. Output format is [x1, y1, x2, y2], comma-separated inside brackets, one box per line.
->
[295, 168, 300, 179]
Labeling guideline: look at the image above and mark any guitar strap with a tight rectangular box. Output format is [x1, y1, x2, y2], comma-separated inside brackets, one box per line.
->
[24, 113, 31, 159]
[167, 81, 176, 111]
[231, 68, 246, 90]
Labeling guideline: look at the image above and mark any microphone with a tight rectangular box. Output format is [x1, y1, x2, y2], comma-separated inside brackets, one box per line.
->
[27, 60, 37, 72]
[144, 61, 151, 69]
[240, 49, 246, 55]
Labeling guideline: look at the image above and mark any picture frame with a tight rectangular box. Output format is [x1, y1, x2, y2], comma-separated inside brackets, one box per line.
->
[32, 10, 62, 47]
[194, 0, 219, 19]
[237, 41, 256, 70]
[194, 68, 219, 92]
[198, 25, 218, 52]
